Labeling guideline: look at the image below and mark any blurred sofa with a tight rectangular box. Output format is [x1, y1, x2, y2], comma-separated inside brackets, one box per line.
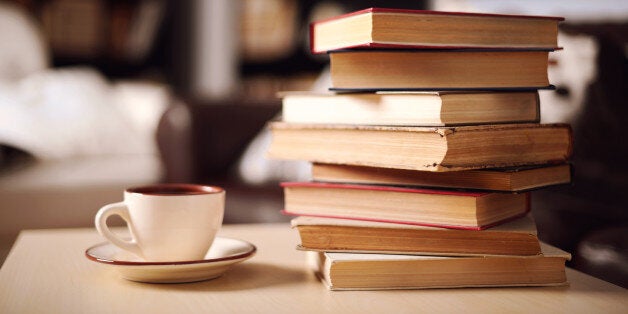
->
[0, 96, 285, 265]
[0, 77, 170, 264]
[0, 3, 166, 264]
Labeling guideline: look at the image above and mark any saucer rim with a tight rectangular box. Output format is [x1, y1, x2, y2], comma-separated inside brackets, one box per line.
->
[85, 236, 256, 266]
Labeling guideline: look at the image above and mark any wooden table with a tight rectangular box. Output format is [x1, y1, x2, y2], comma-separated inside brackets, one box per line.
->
[1, 224, 626, 313]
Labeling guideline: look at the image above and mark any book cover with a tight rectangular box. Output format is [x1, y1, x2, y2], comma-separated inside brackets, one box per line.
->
[268, 122, 573, 172]
[310, 8, 563, 53]
[328, 50, 551, 90]
[281, 182, 531, 230]
[280, 91, 540, 126]
[311, 163, 572, 192]
[309, 242, 571, 290]
[292, 215, 542, 256]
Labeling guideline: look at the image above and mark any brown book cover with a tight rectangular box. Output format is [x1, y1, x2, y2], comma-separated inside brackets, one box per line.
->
[268, 122, 573, 172]
[282, 182, 530, 230]
[309, 242, 571, 290]
[280, 91, 540, 126]
[311, 163, 572, 192]
[292, 215, 541, 256]
[310, 8, 563, 53]
[328, 50, 551, 91]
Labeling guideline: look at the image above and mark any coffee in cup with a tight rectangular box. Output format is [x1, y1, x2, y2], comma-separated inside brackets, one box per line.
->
[95, 184, 225, 262]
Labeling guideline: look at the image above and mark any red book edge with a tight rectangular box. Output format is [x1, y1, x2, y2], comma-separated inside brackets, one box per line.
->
[280, 181, 491, 197]
[280, 209, 531, 231]
[309, 8, 564, 54]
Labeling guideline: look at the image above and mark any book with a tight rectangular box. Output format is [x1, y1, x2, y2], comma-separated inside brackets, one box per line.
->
[310, 8, 563, 53]
[329, 50, 551, 91]
[311, 163, 572, 192]
[268, 122, 572, 172]
[281, 182, 530, 230]
[309, 242, 571, 290]
[292, 215, 541, 256]
[280, 91, 540, 126]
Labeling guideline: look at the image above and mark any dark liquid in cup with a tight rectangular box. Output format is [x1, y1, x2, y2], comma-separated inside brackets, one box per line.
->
[127, 184, 222, 195]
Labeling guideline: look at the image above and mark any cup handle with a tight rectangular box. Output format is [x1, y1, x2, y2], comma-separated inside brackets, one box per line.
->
[95, 202, 142, 258]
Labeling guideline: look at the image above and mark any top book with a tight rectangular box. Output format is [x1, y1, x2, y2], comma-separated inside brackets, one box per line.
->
[310, 8, 563, 53]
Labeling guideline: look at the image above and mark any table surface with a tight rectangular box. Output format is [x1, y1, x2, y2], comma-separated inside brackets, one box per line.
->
[1, 223, 626, 313]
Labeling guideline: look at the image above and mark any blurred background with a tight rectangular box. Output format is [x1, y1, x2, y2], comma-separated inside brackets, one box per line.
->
[0, 0, 626, 287]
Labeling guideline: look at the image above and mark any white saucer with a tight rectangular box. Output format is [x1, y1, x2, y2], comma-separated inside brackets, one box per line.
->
[85, 237, 256, 283]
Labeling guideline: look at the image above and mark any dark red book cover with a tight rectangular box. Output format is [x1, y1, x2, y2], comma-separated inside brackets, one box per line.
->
[280, 182, 530, 230]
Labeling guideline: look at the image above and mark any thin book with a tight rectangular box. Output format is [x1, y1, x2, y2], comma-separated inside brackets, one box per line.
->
[280, 91, 540, 126]
[311, 163, 572, 192]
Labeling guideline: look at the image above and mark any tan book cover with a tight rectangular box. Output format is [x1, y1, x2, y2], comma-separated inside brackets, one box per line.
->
[311, 163, 572, 192]
[310, 8, 562, 53]
[310, 242, 571, 290]
[280, 91, 540, 126]
[329, 50, 551, 91]
[268, 122, 572, 172]
[282, 182, 530, 230]
[292, 214, 541, 256]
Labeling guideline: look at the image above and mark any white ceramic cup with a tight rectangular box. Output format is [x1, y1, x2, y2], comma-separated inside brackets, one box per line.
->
[95, 184, 225, 262]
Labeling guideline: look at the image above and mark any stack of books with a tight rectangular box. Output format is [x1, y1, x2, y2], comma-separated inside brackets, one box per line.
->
[268, 8, 573, 290]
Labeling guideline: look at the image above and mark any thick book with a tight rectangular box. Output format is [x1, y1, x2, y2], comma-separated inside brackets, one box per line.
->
[292, 215, 541, 256]
[281, 182, 530, 230]
[280, 91, 540, 126]
[311, 163, 572, 192]
[309, 242, 571, 290]
[310, 8, 563, 53]
[329, 50, 551, 91]
[268, 122, 573, 172]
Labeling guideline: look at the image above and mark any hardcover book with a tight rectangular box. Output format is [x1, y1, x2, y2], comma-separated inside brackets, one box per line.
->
[292, 215, 541, 256]
[329, 50, 551, 91]
[310, 8, 563, 53]
[311, 163, 572, 192]
[268, 122, 572, 172]
[309, 242, 571, 290]
[281, 182, 530, 230]
[280, 91, 540, 126]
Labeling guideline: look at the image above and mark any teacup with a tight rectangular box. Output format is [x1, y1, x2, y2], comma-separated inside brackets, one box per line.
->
[95, 184, 225, 262]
